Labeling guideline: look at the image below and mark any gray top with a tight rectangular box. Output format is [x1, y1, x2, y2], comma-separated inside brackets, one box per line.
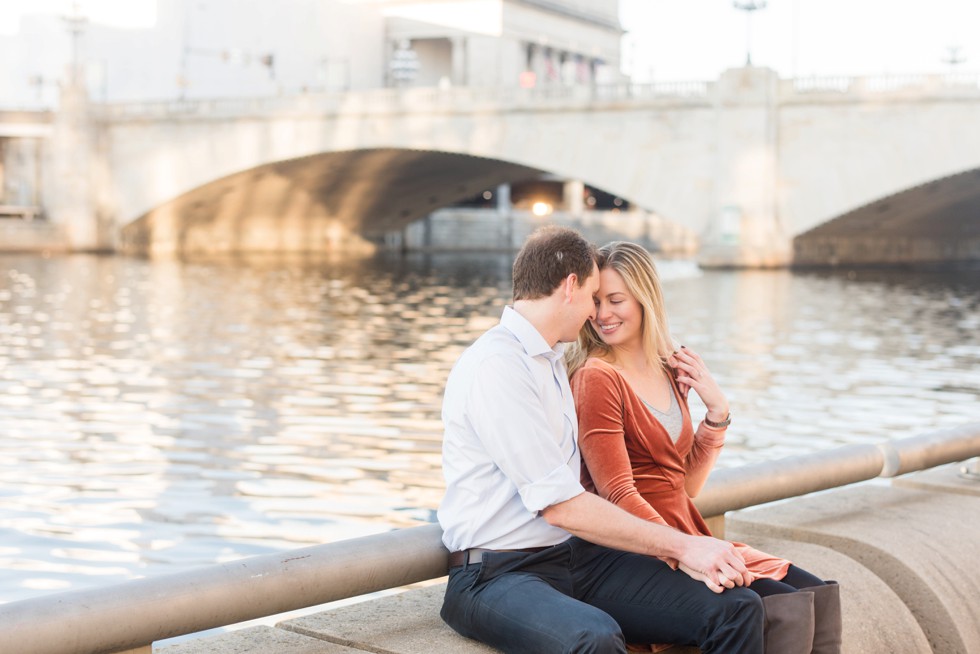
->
[642, 388, 683, 443]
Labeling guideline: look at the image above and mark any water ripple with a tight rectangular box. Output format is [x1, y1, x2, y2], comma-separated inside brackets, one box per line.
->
[0, 253, 977, 603]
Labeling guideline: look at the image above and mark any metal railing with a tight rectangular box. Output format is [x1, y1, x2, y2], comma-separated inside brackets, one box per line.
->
[0, 422, 977, 654]
[695, 421, 980, 516]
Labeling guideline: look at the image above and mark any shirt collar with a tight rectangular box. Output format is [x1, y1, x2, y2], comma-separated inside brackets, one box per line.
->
[501, 306, 566, 360]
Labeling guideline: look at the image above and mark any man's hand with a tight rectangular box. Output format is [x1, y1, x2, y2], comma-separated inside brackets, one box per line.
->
[676, 534, 754, 592]
[541, 492, 755, 591]
[678, 563, 724, 593]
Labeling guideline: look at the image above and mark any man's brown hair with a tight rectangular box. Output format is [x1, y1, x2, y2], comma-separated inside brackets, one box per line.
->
[512, 226, 597, 301]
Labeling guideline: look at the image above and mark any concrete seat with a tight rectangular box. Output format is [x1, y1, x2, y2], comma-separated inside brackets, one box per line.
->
[156, 624, 360, 653]
[158, 584, 698, 653]
[272, 531, 933, 654]
[157, 464, 980, 654]
[278, 584, 697, 654]
[727, 463, 980, 654]
[279, 584, 500, 653]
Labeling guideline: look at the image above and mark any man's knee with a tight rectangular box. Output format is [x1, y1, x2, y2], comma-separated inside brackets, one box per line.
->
[699, 589, 765, 653]
[719, 588, 765, 627]
[564, 609, 625, 654]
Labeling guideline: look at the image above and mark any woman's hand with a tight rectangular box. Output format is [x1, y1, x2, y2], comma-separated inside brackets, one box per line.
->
[678, 561, 756, 593]
[674, 533, 754, 593]
[668, 347, 729, 423]
[678, 562, 725, 593]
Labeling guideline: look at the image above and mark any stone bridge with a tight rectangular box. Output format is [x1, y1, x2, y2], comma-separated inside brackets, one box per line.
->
[6, 67, 980, 266]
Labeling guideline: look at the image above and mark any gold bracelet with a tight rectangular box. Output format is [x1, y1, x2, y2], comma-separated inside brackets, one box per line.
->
[703, 413, 731, 429]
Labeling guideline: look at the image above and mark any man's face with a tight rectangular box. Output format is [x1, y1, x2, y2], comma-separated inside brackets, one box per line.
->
[560, 262, 600, 342]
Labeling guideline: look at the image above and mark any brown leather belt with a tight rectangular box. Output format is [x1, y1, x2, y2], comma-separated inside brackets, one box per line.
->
[448, 546, 552, 568]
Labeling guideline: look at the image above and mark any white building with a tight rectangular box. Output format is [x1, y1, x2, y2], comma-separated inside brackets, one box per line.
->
[0, 0, 623, 107]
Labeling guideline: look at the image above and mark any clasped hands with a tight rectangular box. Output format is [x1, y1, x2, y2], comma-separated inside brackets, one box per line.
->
[677, 534, 754, 593]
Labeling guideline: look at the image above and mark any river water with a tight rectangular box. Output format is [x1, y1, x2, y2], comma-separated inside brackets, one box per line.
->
[0, 251, 978, 605]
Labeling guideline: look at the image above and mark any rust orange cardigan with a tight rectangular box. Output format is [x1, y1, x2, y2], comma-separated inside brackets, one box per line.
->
[570, 357, 790, 580]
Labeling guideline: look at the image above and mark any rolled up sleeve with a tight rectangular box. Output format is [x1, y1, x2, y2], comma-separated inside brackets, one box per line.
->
[518, 462, 583, 512]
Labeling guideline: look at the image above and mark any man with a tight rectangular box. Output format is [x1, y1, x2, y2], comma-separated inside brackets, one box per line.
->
[438, 226, 764, 653]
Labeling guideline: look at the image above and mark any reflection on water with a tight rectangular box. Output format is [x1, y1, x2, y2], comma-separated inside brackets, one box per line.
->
[0, 253, 978, 603]
[665, 267, 980, 459]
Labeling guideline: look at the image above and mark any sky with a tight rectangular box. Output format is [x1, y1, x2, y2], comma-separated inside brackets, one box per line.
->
[0, 0, 156, 34]
[1, 0, 978, 82]
[620, 0, 980, 81]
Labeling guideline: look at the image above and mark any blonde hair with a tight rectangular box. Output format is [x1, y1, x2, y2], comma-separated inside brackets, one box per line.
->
[566, 241, 675, 377]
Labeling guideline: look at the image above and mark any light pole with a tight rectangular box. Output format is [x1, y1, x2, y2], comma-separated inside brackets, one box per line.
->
[61, 1, 88, 86]
[942, 45, 966, 72]
[733, 0, 767, 66]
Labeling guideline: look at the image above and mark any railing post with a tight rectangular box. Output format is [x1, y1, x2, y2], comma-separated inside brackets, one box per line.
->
[960, 457, 980, 481]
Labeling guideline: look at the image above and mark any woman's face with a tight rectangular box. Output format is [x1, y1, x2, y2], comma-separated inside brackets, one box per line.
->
[591, 267, 643, 349]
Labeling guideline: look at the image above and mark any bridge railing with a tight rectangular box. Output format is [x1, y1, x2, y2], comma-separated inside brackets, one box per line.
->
[0, 422, 977, 654]
[93, 71, 980, 121]
[8, 71, 980, 118]
[789, 71, 980, 95]
[94, 81, 716, 121]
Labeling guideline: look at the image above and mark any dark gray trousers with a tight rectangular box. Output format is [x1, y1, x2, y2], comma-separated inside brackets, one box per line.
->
[441, 537, 764, 654]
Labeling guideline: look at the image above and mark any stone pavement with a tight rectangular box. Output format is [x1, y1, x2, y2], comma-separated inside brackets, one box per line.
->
[157, 463, 979, 654]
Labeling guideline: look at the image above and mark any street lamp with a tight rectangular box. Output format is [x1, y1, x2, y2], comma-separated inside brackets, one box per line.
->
[733, 0, 767, 66]
[942, 45, 966, 72]
[61, 1, 88, 86]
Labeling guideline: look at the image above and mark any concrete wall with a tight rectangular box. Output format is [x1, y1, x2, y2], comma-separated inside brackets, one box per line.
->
[0, 219, 68, 252]
[393, 208, 698, 255]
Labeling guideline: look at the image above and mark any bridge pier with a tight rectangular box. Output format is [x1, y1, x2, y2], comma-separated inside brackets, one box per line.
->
[698, 67, 792, 268]
[42, 78, 111, 252]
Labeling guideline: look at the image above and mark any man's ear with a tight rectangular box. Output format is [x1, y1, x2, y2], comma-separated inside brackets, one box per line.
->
[563, 273, 578, 300]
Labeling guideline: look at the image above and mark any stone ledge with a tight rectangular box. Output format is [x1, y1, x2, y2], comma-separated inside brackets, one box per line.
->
[278, 584, 498, 654]
[891, 462, 980, 496]
[722, 533, 929, 653]
[155, 624, 363, 653]
[727, 472, 980, 654]
[277, 582, 698, 654]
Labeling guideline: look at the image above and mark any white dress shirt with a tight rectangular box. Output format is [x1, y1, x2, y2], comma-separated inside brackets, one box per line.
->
[438, 306, 585, 552]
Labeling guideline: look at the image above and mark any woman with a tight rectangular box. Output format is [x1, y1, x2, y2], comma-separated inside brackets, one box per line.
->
[567, 241, 841, 654]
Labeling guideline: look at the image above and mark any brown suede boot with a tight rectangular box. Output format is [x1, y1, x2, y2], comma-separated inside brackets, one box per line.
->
[762, 590, 815, 653]
[803, 581, 842, 654]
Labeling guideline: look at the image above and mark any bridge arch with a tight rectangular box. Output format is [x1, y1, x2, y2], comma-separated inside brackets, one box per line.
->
[793, 167, 980, 267]
[104, 90, 716, 256]
[120, 148, 548, 255]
